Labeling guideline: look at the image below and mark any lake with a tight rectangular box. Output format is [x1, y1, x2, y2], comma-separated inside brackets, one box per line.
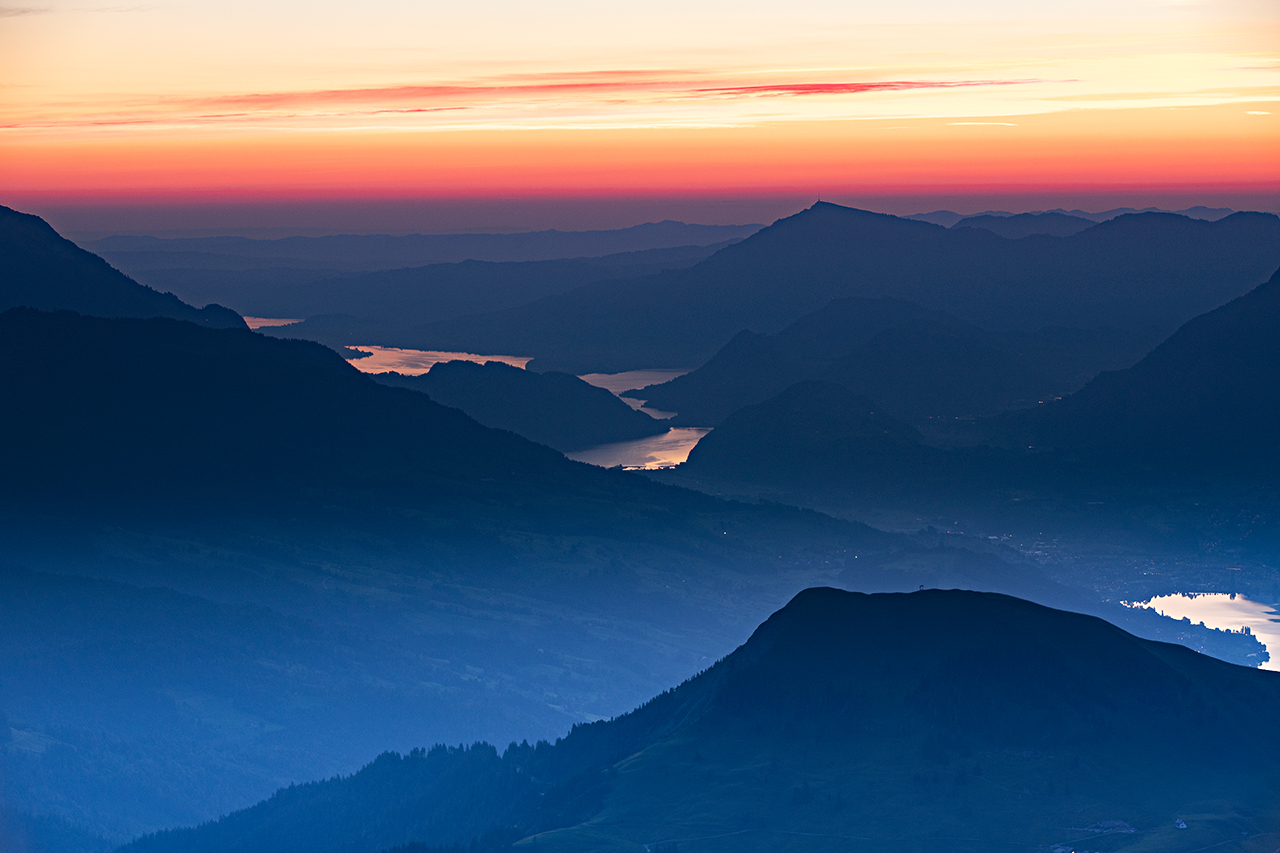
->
[1129, 592, 1280, 671]
[244, 316, 303, 329]
[247, 339, 704, 465]
[347, 346, 532, 374]
[579, 369, 687, 420]
[565, 428, 711, 470]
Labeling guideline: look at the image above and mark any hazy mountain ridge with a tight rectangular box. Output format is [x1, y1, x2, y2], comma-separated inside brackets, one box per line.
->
[908, 205, 1237, 227]
[989, 265, 1280, 463]
[117, 589, 1280, 853]
[85, 221, 763, 270]
[670, 266, 1280, 570]
[409, 203, 1280, 372]
[635, 296, 1150, 426]
[951, 211, 1095, 238]
[109, 242, 738, 341]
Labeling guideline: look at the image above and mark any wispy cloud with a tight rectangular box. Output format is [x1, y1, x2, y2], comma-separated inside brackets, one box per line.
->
[0, 5, 50, 15]
[0, 72, 1051, 134]
[694, 80, 1032, 99]
[196, 75, 1037, 112]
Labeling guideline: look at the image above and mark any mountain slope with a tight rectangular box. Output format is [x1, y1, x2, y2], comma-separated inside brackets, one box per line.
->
[374, 361, 667, 451]
[635, 297, 1147, 425]
[0, 306, 910, 845]
[412, 203, 1280, 372]
[680, 381, 944, 487]
[0, 205, 244, 328]
[0, 307, 892, 557]
[995, 266, 1280, 467]
[120, 588, 1280, 853]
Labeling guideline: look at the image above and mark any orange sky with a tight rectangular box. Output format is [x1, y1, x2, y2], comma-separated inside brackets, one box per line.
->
[2, 0, 1277, 224]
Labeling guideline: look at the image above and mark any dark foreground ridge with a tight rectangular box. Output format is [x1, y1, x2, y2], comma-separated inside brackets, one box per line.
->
[0, 205, 245, 329]
[121, 588, 1280, 853]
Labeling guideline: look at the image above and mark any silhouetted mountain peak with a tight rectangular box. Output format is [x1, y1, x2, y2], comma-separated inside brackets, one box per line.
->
[116, 587, 1280, 853]
[710, 587, 1271, 741]
[0, 205, 245, 328]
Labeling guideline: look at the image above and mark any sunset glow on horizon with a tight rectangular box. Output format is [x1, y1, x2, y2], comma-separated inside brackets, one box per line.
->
[2, 0, 1277, 224]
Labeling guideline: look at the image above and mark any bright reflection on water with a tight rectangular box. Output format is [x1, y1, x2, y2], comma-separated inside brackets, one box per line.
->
[578, 369, 687, 420]
[1130, 593, 1280, 671]
[578, 369, 688, 396]
[347, 346, 531, 375]
[565, 428, 711, 470]
[244, 317, 303, 329]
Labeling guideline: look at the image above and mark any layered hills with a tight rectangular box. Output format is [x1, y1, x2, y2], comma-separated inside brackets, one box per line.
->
[680, 266, 1280, 489]
[669, 267, 1280, 567]
[374, 361, 667, 452]
[0, 306, 889, 841]
[0, 205, 244, 329]
[991, 266, 1280, 467]
[413, 203, 1280, 372]
[634, 297, 1148, 426]
[137, 242, 736, 346]
[121, 588, 1280, 853]
[87, 220, 761, 270]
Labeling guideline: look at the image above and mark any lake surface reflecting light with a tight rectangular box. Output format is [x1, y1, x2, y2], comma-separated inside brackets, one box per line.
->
[1129, 592, 1280, 671]
[566, 428, 711, 470]
[244, 316, 303, 329]
[348, 346, 532, 375]
[578, 369, 687, 419]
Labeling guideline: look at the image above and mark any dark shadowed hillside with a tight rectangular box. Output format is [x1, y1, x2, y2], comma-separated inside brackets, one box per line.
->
[118, 588, 1280, 853]
[680, 382, 942, 487]
[0, 308, 893, 557]
[635, 297, 1149, 425]
[669, 268, 1280, 566]
[0, 206, 244, 329]
[679, 267, 1280, 483]
[991, 266, 1280, 468]
[374, 361, 667, 451]
[0, 306, 924, 844]
[410, 203, 1280, 372]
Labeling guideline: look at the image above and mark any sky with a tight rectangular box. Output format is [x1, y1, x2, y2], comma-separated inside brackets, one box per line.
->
[2, 0, 1277, 231]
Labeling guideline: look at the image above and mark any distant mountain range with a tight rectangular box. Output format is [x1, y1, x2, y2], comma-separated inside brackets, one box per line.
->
[0, 205, 244, 329]
[950, 211, 1095, 238]
[110, 242, 738, 345]
[908, 205, 1237, 227]
[633, 296, 1150, 426]
[411, 203, 1280, 372]
[85, 220, 763, 270]
[117, 588, 1280, 853]
[374, 361, 667, 451]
